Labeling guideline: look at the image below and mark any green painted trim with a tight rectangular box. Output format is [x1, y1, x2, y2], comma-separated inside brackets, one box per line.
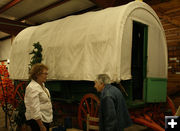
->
[127, 101, 145, 108]
[143, 78, 147, 101]
[143, 25, 148, 101]
[146, 77, 167, 103]
[143, 26, 148, 78]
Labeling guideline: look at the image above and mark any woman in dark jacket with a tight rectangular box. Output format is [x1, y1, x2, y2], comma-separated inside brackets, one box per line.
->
[94, 74, 132, 131]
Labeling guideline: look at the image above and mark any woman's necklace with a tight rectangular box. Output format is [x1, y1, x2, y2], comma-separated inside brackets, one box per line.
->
[41, 85, 50, 98]
[37, 81, 50, 98]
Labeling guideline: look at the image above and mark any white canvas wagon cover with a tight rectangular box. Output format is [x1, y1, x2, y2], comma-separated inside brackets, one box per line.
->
[9, 1, 167, 82]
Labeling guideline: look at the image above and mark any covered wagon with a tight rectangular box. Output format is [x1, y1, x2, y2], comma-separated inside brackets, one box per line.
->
[9, 1, 171, 130]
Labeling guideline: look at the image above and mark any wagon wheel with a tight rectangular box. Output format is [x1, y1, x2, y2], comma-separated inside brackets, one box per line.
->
[13, 81, 27, 108]
[78, 93, 100, 129]
[0, 81, 27, 130]
[130, 96, 176, 131]
[151, 96, 176, 126]
[9, 81, 27, 130]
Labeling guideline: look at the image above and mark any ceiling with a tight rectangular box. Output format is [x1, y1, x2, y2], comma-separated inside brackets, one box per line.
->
[0, 0, 180, 40]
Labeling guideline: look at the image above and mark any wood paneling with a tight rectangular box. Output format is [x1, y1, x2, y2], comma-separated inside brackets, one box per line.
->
[158, 5, 180, 96]
[150, 0, 180, 99]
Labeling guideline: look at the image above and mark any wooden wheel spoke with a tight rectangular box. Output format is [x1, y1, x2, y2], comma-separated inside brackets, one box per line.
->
[159, 119, 165, 126]
[91, 98, 94, 116]
[78, 93, 100, 129]
[80, 117, 86, 121]
[81, 105, 87, 115]
[85, 99, 90, 113]
[144, 114, 153, 122]
[94, 105, 99, 116]
[16, 91, 23, 100]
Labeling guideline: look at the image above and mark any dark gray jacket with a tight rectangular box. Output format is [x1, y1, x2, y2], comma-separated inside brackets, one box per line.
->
[99, 84, 132, 131]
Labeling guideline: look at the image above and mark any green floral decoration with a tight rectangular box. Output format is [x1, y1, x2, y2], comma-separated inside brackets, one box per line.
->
[29, 42, 43, 70]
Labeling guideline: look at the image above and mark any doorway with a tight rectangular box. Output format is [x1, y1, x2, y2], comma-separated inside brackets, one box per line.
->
[131, 21, 148, 100]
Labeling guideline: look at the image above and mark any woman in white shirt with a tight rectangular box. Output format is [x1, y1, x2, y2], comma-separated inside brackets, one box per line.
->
[24, 63, 53, 131]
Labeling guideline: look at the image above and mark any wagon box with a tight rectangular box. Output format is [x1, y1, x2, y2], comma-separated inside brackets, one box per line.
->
[8, 1, 170, 130]
[9, 1, 167, 103]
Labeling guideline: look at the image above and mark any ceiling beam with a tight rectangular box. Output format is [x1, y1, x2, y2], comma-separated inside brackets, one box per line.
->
[0, 24, 23, 35]
[90, 0, 117, 8]
[0, 17, 30, 27]
[0, 0, 23, 14]
[144, 0, 170, 5]
[18, 0, 70, 21]
[0, 17, 30, 35]
[59, 5, 99, 19]
[0, 35, 11, 41]
[90, 0, 171, 8]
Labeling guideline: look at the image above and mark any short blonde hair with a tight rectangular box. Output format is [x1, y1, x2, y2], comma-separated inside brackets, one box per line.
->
[96, 74, 111, 84]
[29, 63, 48, 80]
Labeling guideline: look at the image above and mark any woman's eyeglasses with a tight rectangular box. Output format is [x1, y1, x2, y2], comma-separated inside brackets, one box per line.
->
[41, 72, 48, 75]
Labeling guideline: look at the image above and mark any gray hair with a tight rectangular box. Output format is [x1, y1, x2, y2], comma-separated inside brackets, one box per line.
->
[96, 74, 111, 84]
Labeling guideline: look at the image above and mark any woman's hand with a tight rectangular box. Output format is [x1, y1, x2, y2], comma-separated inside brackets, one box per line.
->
[36, 119, 47, 131]
[40, 125, 47, 131]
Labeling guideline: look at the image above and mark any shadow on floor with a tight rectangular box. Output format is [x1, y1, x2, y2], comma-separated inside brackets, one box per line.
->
[0, 127, 8, 131]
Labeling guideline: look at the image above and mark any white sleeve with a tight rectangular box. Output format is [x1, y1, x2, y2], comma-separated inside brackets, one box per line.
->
[25, 86, 41, 120]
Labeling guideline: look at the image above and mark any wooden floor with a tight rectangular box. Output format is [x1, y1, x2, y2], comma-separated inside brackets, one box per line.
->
[0, 106, 151, 131]
[0, 108, 8, 131]
[0, 97, 179, 131]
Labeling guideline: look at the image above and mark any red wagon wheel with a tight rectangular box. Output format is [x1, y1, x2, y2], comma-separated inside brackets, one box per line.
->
[0, 81, 27, 130]
[130, 96, 176, 131]
[78, 93, 100, 129]
[12, 81, 27, 108]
